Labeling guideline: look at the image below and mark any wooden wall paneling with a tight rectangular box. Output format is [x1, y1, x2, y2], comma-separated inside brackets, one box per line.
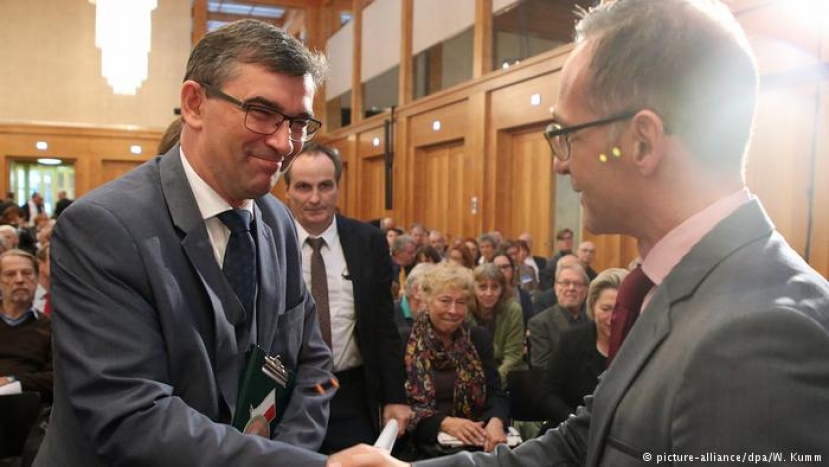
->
[0, 123, 159, 197]
[398, 0, 414, 106]
[473, 0, 493, 79]
[494, 127, 553, 249]
[99, 160, 144, 187]
[466, 93, 487, 238]
[746, 80, 817, 256]
[405, 100, 471, 232]
[357, 126, 387, 221]
[582, 231, 639, 272]
[351, 0, 363, 125]
[192, 0, 208, 45]
[327, 137, 352, 216]
[489, 73, 558, 129]
[412, 141, 470, 241]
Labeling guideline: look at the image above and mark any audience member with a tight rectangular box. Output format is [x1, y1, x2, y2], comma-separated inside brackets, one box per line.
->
[284, 143, 409, 451]
[35, 19, 335, 466]
[576, 241, 597, 281]
[403, 263, 508, 458]
[528, 262, 588, 369]
[537, 268, 626, 430]
[532, 254, 578, 315]
[468, 263, 525, 386]
[446, 242, 475, 270]
[517, 232, 545, 273]
[414, 245, 442, 265]
[394, 263, 436, 346]
[21, 193, 45, 226]
[463, 237, 481, 265]
[157, 118, 183, 155]
[391, 235, 417, 299]
[490, 249, 535, 328]
[505, 240, 539, 297]
[476, 234, 498, 265]
[538, 228, 574, 291]
[52, 191, 74, 219]
[32, 245, 51, 316]
[409, 223, 427, 247]
[0, 249, 52, 403]
[385, 227, 403, 250]
[428, 230, 447, 257]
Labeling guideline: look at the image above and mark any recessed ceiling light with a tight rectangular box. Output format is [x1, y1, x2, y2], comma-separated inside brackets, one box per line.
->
[37, 158, 62, 166]
[36, 141, 48, 151]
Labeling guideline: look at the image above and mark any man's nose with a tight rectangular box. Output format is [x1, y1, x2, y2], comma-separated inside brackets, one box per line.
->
[264, 123, 294, 157]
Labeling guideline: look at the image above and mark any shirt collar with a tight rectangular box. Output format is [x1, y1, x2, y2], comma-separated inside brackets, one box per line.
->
[179, 148, 254, 221]
[295, 216, 338, 248]
[1, 307, 39, 327]
[643, 187, 752, 286]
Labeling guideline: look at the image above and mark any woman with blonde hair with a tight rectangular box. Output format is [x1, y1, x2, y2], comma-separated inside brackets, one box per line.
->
[403, 263, 509, 458]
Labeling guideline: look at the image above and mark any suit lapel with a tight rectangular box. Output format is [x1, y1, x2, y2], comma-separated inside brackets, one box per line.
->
[254, 201, 285, 349]
[586, 200, 775, 466]
[158, 148, 242, 417]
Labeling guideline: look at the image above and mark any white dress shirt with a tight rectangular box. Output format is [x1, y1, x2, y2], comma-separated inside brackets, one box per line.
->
[295, 220, 361, 372]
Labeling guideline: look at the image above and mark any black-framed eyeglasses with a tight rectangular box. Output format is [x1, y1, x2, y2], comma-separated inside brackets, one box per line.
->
[200, 83, 322, 142]
[544, 110, 638, 161]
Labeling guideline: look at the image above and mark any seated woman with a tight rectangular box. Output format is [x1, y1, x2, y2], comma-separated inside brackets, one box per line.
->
[538, 268, 628, 432]
[404, 263, 509, 458]
[469, 263, 525, 386]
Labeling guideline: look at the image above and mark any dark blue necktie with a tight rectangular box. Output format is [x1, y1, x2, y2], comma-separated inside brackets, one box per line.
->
[218, 209, 257, 316]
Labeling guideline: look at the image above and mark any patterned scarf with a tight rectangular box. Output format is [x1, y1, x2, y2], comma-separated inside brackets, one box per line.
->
[405, 312, 486, 431]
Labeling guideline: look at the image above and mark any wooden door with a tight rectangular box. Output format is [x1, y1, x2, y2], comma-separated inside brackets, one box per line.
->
[413, 140, 473, 240]
[493, 126, 554, 252]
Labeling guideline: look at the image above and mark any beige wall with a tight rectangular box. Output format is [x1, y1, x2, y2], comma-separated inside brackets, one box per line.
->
[0, 0, 192, 129]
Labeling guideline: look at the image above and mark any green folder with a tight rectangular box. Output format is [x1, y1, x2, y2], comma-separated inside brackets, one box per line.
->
[232, 344, 296, 437]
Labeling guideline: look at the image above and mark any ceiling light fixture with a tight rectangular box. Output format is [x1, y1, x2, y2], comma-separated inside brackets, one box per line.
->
[89, 0, 157, 95]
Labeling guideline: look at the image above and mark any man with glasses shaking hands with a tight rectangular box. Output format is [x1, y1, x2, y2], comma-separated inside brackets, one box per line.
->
[36, 20, 335, 466]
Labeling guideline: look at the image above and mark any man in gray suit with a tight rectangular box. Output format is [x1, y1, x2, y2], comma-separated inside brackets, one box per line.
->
[329, 1, 829, 466]
[36, 20, 335, 466]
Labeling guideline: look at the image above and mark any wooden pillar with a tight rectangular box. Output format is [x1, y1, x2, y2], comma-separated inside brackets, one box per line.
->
[398, 0, 413, 106]
[473, 0, 493, 78]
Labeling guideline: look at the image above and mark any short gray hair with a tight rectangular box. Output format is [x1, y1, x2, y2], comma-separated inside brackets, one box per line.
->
[575, 0, 758, 172]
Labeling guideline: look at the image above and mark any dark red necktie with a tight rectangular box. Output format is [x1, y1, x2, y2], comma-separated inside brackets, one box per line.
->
[44, 292, 52, 315]
[608, 266, 653, 365]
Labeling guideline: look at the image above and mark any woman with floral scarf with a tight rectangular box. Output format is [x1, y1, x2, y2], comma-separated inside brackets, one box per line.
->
[403, 263, 509, 459]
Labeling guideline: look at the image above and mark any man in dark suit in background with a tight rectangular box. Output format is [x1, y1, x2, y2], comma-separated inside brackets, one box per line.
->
[51, 191, 73, 219]
[285, 143, 410, 453]
[329, 0, 829, 465]
[35, 20, 335, 466]
[21, 193, 44, 226]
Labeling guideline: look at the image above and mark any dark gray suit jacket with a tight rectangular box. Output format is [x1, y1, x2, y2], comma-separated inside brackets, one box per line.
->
[417, 200, 829, 466]
[35, 148, 334, 467]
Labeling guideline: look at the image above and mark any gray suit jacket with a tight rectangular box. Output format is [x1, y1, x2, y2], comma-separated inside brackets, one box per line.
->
[528, 305, 587, 369]
[417, 199, 829, 466]
[35, 148, 334, 467]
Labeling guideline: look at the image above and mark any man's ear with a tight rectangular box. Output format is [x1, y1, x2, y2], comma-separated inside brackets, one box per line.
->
[180, 81, 205, 130]
[629, 109, 667, 176]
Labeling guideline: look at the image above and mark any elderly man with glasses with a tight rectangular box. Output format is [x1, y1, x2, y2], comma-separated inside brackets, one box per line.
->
[36, 20, 335, 466]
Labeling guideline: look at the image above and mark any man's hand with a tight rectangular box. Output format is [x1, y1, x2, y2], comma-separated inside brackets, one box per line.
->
[0, 376, 14, 387]
[328, 444, 409, 467]
[382, 403, 411, 437]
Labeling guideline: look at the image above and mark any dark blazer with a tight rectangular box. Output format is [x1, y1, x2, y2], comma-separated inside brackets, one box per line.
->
[35, 147, 334, 467]
[53, 197, 73, 218]
[336, 215, 407, 432]
[414, 200, 829, 467]
[413, 326, 510, 445]
[527, 304, 588, 369]
[538, 323, 605, 425]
